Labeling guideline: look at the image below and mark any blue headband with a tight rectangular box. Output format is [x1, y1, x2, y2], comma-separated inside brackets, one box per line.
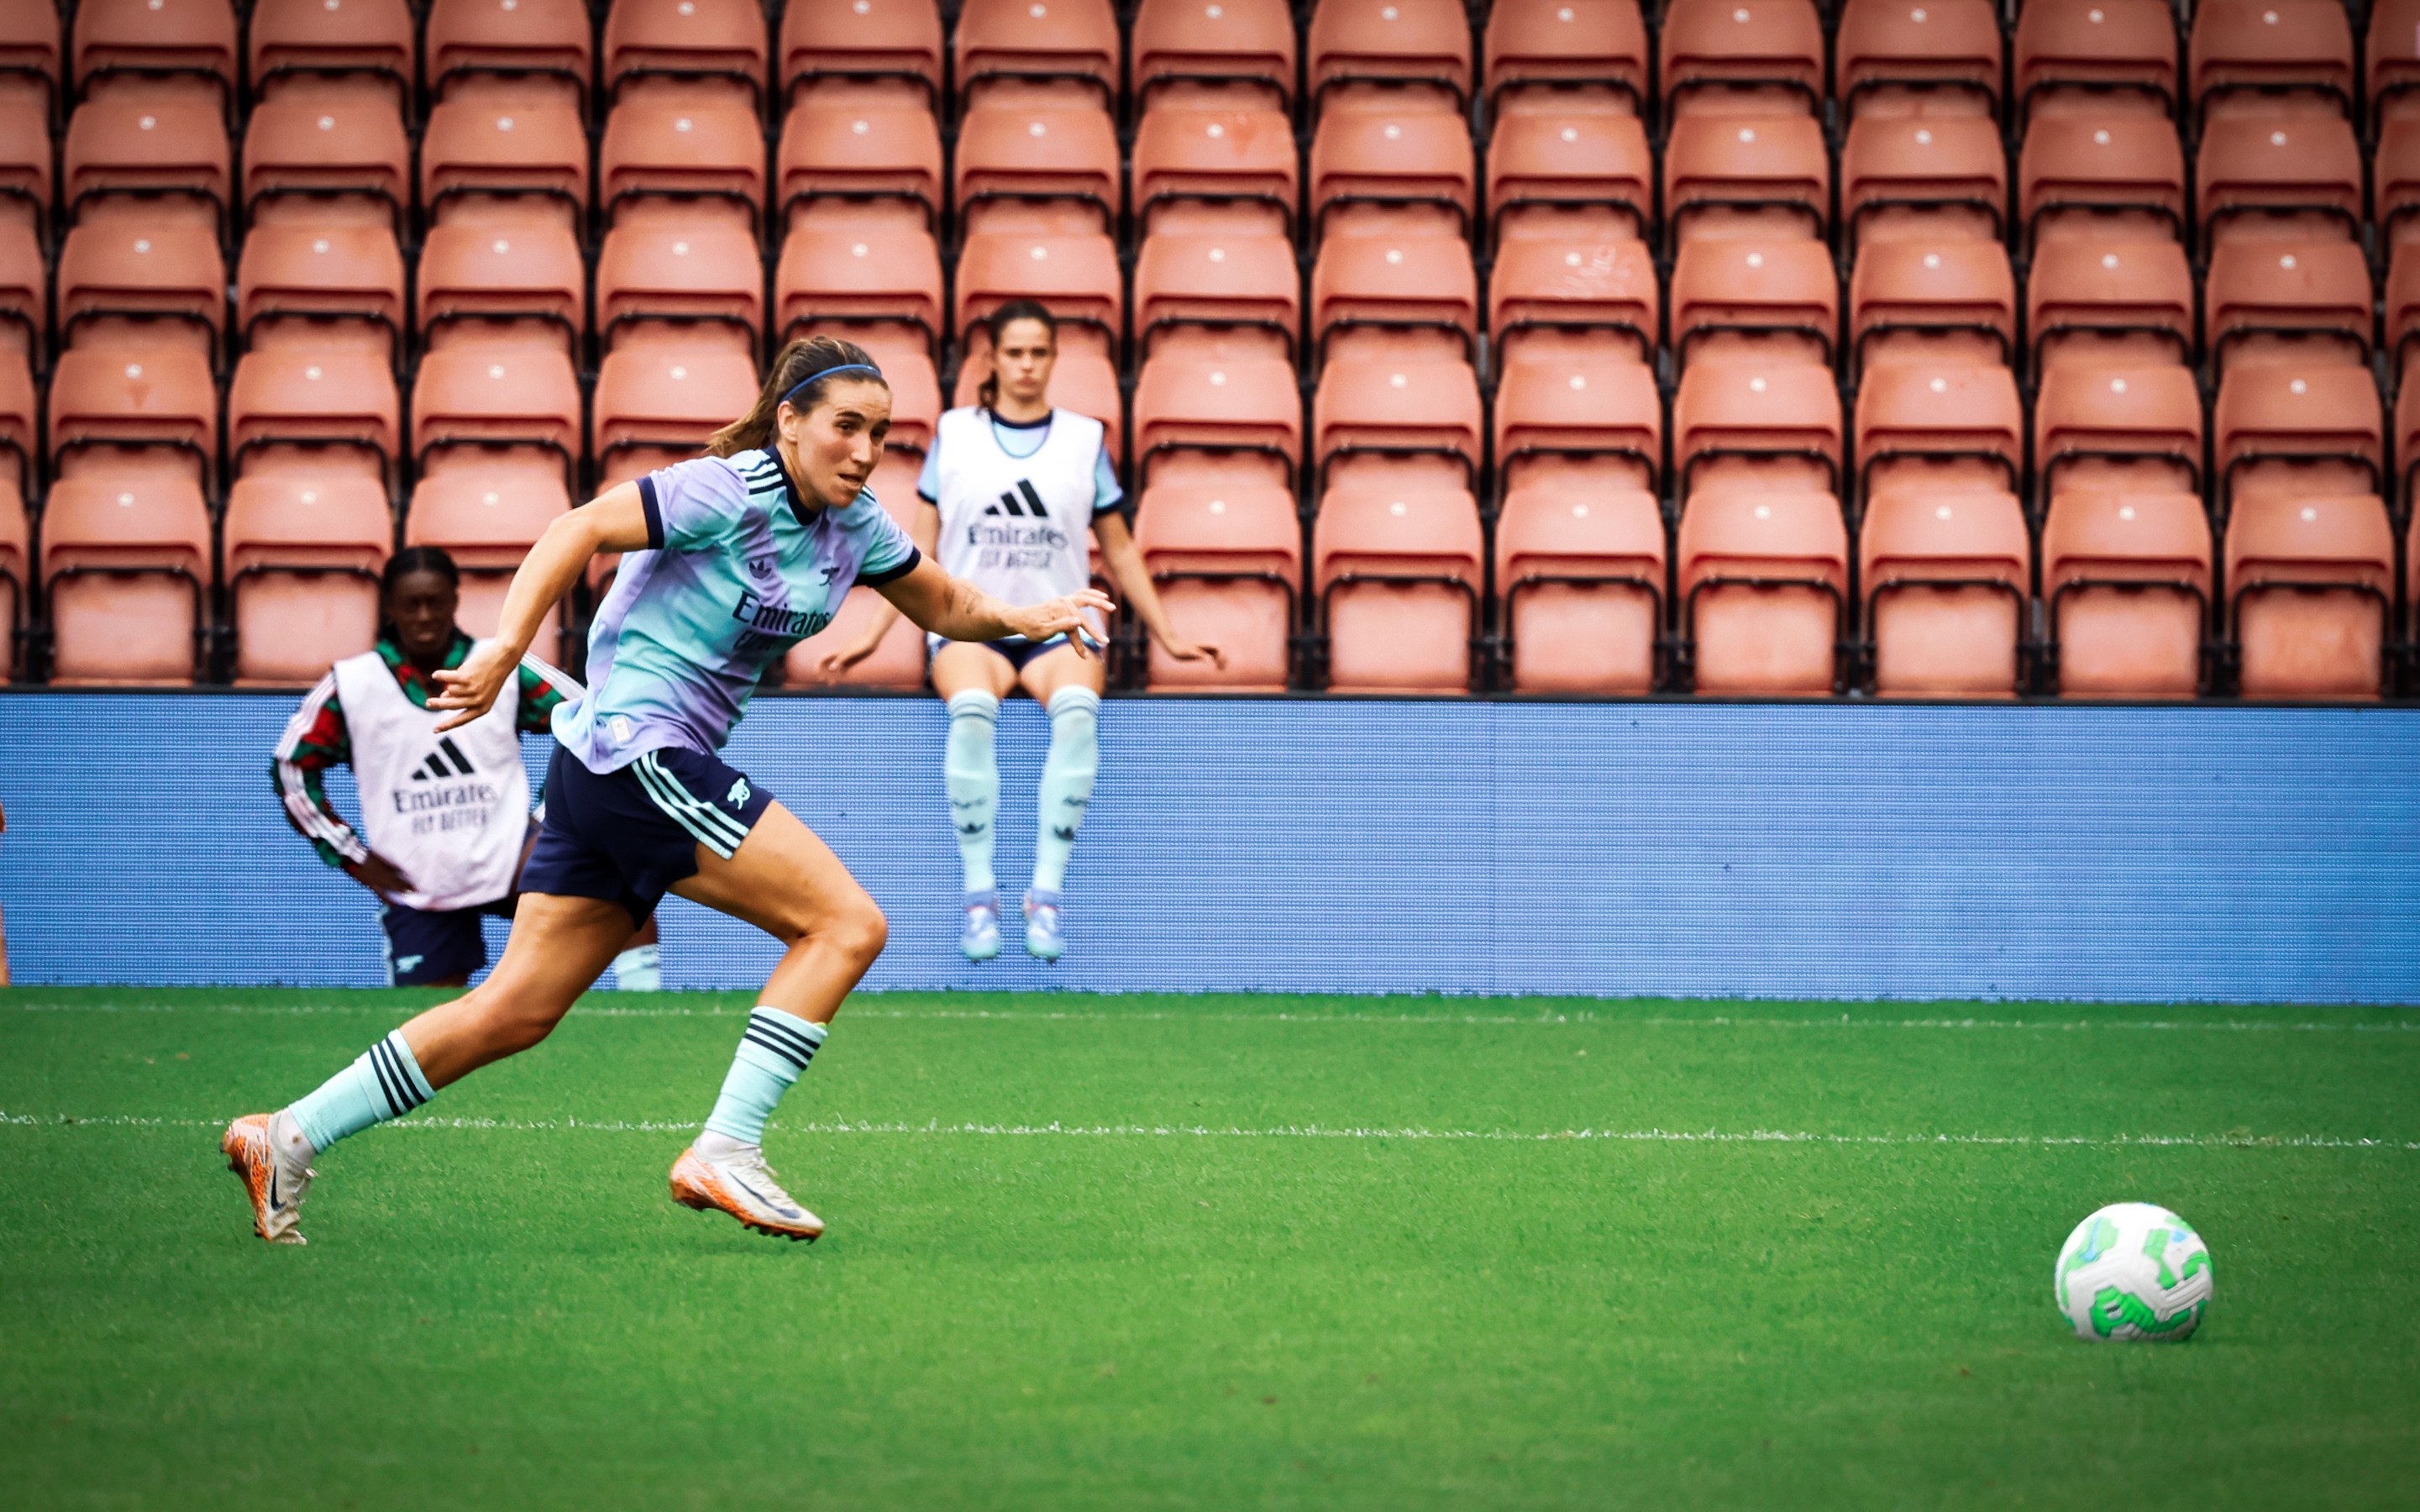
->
[781, 362, 882, 407]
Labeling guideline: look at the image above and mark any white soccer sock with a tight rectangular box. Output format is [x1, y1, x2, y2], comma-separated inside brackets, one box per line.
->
[1032, 686, 1100, 893]
[945, 690, 1001, 893]
[612, 943, 661, 992]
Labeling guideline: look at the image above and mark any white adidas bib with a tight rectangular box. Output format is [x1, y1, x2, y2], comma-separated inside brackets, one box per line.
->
[332, 648, 531, 911]
[932, 406, 1102, 629]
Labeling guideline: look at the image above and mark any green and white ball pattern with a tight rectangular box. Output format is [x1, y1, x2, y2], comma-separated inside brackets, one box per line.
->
[2053, 1202, 2213, 1342]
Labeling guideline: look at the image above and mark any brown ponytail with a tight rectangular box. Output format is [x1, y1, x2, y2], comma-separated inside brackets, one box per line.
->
[975, 299, 1059, 410]
[708, 335, 886, 457]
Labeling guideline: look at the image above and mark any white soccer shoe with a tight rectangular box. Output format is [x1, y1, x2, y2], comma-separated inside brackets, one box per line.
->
[222, 1111, 314, 1246]
[669, 1143, 824, 1242]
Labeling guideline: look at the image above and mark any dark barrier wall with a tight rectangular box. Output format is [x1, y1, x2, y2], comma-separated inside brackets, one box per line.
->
[2, 695, 2415, 1002]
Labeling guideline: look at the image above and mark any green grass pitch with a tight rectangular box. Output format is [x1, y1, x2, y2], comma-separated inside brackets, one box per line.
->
[4, 987, 2418, 1511]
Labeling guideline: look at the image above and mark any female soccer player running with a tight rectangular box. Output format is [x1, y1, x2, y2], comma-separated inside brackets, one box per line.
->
[223, 337, 1111, 1245]
[270, 546, 661, 990]
[819, 302, 1221, 962]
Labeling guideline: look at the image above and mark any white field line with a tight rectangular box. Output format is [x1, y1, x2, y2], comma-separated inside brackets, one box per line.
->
[2, 1110, 2413, 1151]
[4, 1000, 2419, 1033]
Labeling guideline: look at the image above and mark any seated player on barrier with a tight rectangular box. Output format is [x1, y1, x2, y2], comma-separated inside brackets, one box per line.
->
[224, 337, 1112, 1246]
[271, 547, 663, 990]
[819, 301, 1223, 962]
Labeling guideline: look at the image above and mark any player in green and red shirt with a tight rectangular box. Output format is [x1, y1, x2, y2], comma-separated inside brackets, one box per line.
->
[270, 547, 661, 990]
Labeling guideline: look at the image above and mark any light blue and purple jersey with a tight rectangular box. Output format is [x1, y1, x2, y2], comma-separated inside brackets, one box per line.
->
[552, 449, 921, 773]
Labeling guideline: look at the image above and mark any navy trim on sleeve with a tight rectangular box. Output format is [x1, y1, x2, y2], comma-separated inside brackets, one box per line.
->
[856, 544, 922, 587]
[637, 475, 664, 551]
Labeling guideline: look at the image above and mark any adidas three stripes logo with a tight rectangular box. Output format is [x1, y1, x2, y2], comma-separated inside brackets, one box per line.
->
[981, 480, 1052, 518]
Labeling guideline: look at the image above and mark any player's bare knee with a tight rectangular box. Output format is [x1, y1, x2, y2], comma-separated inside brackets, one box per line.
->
[826, 896, 888, 968]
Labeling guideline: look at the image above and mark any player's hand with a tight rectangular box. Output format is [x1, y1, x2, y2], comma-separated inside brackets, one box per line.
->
[429, 639, 517, 731]
[1014, 590, 1117, 659]
[344, 851, 416, 898]
[814, 633, 883, 680]
[1156, 633, 1226, 670]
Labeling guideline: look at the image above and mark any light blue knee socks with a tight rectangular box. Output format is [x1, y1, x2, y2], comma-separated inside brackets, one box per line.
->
[1034, 686, 1100, 892]
[288, 1029, 435, 1155]
[702, 1008, 827, 1146]
[945, 690, 1000, 894]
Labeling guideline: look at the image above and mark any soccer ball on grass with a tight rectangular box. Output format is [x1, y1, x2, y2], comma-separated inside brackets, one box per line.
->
[2053, 1202, 2213, 1342]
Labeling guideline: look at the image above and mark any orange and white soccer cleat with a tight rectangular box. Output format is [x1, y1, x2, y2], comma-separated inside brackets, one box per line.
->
[222, 1111, 313, 1245]
[669, 1143, 824, 1242]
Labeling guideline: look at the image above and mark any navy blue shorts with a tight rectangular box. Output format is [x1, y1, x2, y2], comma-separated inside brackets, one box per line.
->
[381, 896, 513, 986]
[521, 743, 778, 925]
[928, 633, 1072, 671]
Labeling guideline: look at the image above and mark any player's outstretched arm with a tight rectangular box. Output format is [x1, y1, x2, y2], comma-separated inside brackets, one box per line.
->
[816, 499, 942, 678]
[429, 484, 654, 732]
[874, 556, 1116, 657]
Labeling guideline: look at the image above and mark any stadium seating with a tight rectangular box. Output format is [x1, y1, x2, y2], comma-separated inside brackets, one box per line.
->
[2040, 490, 2212, 698]
[247, 0, 417, 110]
[62, 95, 232, 238]
[1835, 0, 2000, 120]
[404, 470, 571, 643]
[72, 0, 239, 111]
[415, 222, 583, 356]
[1483, 0, 1648, 117]
[1858, 487, 2030, 697]
[423, 0, 593, 111]
[2226, 495, 2394, 699]
[1132, 0, 1297, 108]
[1131, 475, 1302, 690]
[222, 470, 393, 684]
[56, 223, 226, 364]
[239, 224, 409, 361]
[1493, 486, 1666, 694]
[227, 345, 402, 486]
[0, 468, 22, 677]
[592, 344, 759, 488]
[41, 472, 214, 685]
[241, 97, 412, 233]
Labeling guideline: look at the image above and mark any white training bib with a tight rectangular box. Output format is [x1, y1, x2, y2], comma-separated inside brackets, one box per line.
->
[332, 648, 530, 912]
[932, 406, 1103, 633]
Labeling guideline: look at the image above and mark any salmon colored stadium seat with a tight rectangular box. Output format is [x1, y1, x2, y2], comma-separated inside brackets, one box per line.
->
[2033, 363, 2203, 508]
[0, 473, 22, 677]
[1858, 486, 2029, 697]
[1677, 488, 1848, 695]
[2018, 116, 2187, 249]
[404, 470, 572, 641]
[0, 2, 61, 115]
[227, 346, 402, 484]
[420, 97, 589, 234]
[954, 97, 1121, 239]
[2202, 239, 2371, 373]
[2196, 115, 2361, 247]
[1492, 352, 1661, 497]
[1834, 0, 2000, 120]
[222, 470, 393, 683]
[1483, 0, 1648, 118]
[953, 230, 1123, 362]
[1310, 231, 1477, 366]
[775, 223, 944, 354]
[1312, 355, 1483, 494]
[1493, 484, 1666, 693]
[2039, 490, 2211, 697]
[780, 0, 942, 107]
[2226, 494, 2392, 699]
[1306, 0, 1472, 114]
[1672, 357, 1843, 502]
[2024, 237, 2193, 370]
[0, 346, 32, 487]
[1854, 360, 2023, 504]
[1308, 106, 1476, 242]
[1134, 230, 1300, 360]
[591, 344, 760, 489]
[1485, 112, 1654, 244]
[2375, 118, 2420, 246]
[954, 0, 1119, 106]
[2370, 0, 2420, 129]
[72, 0, 236, 108]
[1129, 473, 1302, 690]
[242, 96, 412, 233]
[423, 0, 591, 112]
[600, 97, 765, 229]
[1661, 113, 1829, 249]
[414, 221, 582, 356]
[602, 0, 769, 107]
[2213, 364, 2382, 522]
[0, 218, 39, 361]
[1131, 0, 1296, 108]
[2389, 245, 2420, 381]
[0, 89, 50, 234]
[42, 471, 214, 684]
[1850, 239, 2017, 377]
[1840, 115, 2006, 250]
[47, 345, 218, 488]
[1131, 99, 1298, 237]
[1488, 235, 1659, 365]
[62, 95, 230, 237]
[238, 227, 406, 363]
[2188, 0, 2353, 127]
[778, 98, 943, 232]
[1313, 482, 1483, 693]
[1658, 0, 1824, 123]
[596, 222, 762, 355]
[411, 344, 582, 491]
[1132, 351, 1301, 487]
[1670, 238, 1837, 372]
[2012, 0, 2177, 123]
[783, 458, 930, 689]
[247, 0, 416, 108]
[56, 222, 224, 363]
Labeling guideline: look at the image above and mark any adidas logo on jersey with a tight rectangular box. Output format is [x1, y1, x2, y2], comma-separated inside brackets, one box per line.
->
[982, 480, 1053, 518]
[408, 737, 481, 782]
